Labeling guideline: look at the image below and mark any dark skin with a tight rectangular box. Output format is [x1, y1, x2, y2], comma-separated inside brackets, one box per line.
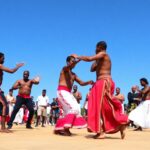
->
[134, 80, 150, 131]
[72, 85, 82, 104]
[140, 81, 150, 100]
[56, 57, 94, 136]
[72, 46, 111, 80]
[58, 57, 94, 90]
[11, 71, 40, 95]
[72, 45, 126, 139]
[0, 54, 24, 133]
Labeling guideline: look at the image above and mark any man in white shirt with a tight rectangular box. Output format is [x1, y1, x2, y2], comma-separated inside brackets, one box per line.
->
[6, 89, 16, 117]
[35, 89, 49, 127]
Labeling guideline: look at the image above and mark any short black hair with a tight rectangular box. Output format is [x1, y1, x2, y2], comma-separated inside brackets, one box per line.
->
[24, 70, 29, 74]
[96, 41, 107, 50]
[116, 87, 120, 90]
[140, 78, 149, 84]
[0, 52, 4, 58]
[9, 89, 13, 92]
[42, 89, 46, 92]
[66, 56, 75, 63]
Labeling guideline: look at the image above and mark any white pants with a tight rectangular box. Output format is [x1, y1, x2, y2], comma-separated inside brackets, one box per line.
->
[129, 100, 150, 128]
[57, 90, 81, 116]
[14, 108, 24, 124]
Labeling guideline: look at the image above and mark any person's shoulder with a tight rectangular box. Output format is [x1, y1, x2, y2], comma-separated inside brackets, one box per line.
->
[50, 102, 54, 105]
[37, 95, 42, 98]
[17, 79, 24, 82]
[71, 72, 76, 76]
[62, 66, 69, 72]
[46, 96, 49, 99]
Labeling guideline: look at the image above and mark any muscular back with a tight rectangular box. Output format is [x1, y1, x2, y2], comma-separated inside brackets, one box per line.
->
[59, 68, 76, 90]
[96, 54, 111, 79]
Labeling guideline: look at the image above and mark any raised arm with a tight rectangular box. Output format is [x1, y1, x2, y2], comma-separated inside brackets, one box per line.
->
[32, 76, 40, 84]
[0, 63, 24, 73]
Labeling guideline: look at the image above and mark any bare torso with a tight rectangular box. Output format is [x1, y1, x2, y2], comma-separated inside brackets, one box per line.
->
[96, 53, 111, 80]
[72, 91, 82, 103]
[59, 68, 76, 90]
[17, 79, 33, 95]
[142, 86, 150, 100]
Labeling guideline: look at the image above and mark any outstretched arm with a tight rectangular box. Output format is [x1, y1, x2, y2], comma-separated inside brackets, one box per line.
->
[71, 52, 105, 62]
[0, 63, 24, 73]
[75, 75, 94, 86]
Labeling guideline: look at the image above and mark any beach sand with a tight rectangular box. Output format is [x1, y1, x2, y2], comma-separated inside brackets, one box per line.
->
[0, 125, 150, 150]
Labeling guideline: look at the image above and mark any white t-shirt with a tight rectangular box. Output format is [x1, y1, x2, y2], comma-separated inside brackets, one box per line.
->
[37, 95, 49, 106]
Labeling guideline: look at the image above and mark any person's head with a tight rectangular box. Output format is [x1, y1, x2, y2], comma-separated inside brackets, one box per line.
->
[73, 85, 78, 91]
[9, 89, 13, 96]
[131, 86, 137, 93]
[0, 52, 5, 64]
[42, 89, 46, 96]
[140, 78, 149, 86]
[96, 41, 107, 54]
[66, 56, 76, 69]
[53, 98, 56, 102]
[23, 70, 29, 80]
[116, 87, 120, 95]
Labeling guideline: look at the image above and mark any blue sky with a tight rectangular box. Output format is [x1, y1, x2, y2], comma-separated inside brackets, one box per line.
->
[0, 0, 150, 105]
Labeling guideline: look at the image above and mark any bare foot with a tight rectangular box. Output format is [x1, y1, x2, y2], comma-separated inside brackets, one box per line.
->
[54, 129, 72, 136]
[93, 132, 105, 139]
[120, 125, 126, 139]
[133, 127, 142, 131]
[0, 129, 13, 133]
[54, 130, 65, 135]
[64, 128, 72, 136]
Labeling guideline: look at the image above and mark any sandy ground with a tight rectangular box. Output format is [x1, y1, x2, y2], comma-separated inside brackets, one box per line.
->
[0, 125, 150, 150]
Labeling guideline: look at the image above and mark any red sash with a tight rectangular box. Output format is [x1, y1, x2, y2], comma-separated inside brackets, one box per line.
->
[57, 85, 71, 93]
[18, 94, 31, 99]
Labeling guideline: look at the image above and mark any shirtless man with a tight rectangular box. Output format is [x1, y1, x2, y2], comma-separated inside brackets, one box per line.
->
[72, 41, 128, 139]
[7, 70, 40, 129]
[72, 85, 82, 104]
[54, 56, 93, 136]
[129, 78, 150, 131]
[0, 52, 24, 132]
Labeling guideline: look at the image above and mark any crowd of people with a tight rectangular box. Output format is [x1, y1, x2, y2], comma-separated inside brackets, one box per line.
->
[0, 41, 150, 141]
